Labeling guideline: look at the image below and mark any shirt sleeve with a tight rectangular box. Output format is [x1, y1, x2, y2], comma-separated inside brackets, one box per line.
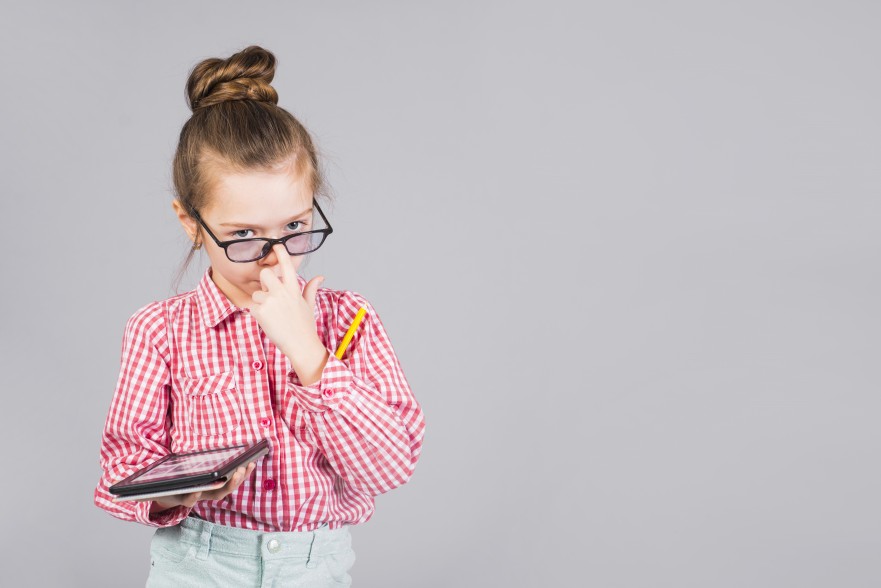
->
[93, 303, 192, 527]
[281, 292, 426, 497]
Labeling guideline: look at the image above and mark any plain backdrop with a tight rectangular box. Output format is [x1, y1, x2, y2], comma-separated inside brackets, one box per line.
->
[0, 1, 878, 587]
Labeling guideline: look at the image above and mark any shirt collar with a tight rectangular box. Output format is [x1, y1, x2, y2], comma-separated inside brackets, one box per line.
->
[195, 266, 310, 328]
[196, 267, 241, 328]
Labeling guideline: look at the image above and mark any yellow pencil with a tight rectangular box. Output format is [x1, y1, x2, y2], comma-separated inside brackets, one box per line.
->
[335, 307, 367, 359]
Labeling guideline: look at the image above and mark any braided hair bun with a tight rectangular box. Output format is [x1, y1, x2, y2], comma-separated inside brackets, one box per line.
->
[186, 45, 279, 111]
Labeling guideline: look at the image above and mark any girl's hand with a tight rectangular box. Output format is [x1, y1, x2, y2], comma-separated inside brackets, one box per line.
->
[247, 244, 330, 385]
[143, 463, 256, 514]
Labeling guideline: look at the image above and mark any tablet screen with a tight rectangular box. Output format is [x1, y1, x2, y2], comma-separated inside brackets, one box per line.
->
[134, 446, 245, 483]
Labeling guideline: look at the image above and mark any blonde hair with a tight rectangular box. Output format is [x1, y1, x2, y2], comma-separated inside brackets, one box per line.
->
[171, 45, 325, 288]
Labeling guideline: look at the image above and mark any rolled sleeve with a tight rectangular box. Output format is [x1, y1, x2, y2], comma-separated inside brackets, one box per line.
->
[285, 353, 353, 412]
[94, 302, 189, 528]
[279, 292, 425, 496]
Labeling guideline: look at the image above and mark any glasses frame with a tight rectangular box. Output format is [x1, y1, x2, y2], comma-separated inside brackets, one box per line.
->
[189, 199, 333, 263]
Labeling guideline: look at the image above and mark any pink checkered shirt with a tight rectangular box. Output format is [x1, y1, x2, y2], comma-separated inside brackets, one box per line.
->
[94, 268, 425, 531]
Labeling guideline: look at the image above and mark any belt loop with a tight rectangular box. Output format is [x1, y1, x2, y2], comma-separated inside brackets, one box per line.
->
[305, 530, 318, 569]
[196, 521, 213, 561]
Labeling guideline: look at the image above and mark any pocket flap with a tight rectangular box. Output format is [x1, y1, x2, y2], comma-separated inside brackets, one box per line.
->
[180, 371, 237, 397]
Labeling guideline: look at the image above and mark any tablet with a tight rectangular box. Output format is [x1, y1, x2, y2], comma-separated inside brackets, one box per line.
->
[109, 439, 270, 501]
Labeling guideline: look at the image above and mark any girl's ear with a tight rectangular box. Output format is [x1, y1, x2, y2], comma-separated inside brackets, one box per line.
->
[171, 200, 201, 245]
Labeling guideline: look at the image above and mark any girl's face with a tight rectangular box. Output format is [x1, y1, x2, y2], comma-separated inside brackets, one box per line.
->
[174, 162, 315, 308]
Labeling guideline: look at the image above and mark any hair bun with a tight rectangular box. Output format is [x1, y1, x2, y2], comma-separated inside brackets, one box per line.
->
[187, 45, 279, 111]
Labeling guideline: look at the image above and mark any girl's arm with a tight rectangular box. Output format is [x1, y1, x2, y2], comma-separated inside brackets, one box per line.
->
[281, 292, 425, 497]
[93, 303, 192, 527]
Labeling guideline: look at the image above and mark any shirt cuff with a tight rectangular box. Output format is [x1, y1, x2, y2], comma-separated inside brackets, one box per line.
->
[286, 353, 354, 412]
[134, 500, 191, 527]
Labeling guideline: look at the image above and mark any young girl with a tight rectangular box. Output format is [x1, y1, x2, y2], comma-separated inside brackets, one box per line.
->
[94, 45, 425, 587]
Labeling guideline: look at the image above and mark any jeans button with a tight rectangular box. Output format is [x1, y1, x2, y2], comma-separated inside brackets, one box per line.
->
[267, 538, 280, 554]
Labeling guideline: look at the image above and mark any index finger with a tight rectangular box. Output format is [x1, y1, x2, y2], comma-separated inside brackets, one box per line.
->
[272, 243, 298, 288]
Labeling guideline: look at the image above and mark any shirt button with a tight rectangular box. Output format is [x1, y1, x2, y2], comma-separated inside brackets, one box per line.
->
[260, 417, 272, 428]
[266, 539, 280, 554]
[323, 389, 333, 398]
[263, 478, 276, 491]
[252, 360, 264, 371]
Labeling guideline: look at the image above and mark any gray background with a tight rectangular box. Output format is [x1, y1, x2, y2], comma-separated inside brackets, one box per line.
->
[0, 1, 878, 587]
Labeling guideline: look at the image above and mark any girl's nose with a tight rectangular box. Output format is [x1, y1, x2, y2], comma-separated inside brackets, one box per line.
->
[260, 243, 287, 266]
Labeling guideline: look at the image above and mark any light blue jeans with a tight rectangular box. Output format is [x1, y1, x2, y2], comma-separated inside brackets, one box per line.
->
[146, 516, 355, 587]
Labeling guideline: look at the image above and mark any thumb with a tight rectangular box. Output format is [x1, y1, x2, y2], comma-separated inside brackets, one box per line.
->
[303, 276, 325, 310]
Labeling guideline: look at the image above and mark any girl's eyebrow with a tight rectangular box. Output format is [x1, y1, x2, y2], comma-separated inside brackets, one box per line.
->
[218, 207, 313, 228]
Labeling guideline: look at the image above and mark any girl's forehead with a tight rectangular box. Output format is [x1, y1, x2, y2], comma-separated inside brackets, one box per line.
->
[204, 167, 314, 221]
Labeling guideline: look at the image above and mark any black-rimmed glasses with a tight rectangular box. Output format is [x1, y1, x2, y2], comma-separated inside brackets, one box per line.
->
[189, 200, 333, 263]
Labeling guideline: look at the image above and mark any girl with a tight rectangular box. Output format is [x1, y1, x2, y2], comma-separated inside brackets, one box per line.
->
[94, 45, 425, 587]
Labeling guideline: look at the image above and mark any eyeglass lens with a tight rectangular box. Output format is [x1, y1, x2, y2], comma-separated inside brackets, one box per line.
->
[226, 232, 327, 262]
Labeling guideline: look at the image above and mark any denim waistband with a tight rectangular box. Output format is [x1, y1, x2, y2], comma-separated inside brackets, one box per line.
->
[157, 515, 352, 561]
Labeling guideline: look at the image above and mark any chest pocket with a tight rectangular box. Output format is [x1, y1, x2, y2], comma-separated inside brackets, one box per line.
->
[180, 371, 242, 437]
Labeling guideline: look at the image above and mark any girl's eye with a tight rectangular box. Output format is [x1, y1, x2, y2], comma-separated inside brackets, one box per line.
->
[232, 229, 254, 239]
[286, 221, 304, 232]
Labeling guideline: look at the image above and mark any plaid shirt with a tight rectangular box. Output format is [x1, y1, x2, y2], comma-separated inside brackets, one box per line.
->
[94, 268, 425, 532]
